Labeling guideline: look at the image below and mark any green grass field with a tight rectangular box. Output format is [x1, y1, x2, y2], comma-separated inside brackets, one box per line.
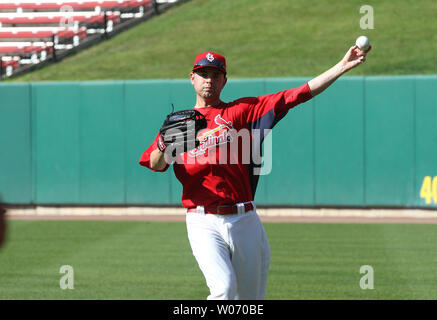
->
[1, 220, 436, 300]
[8, 0, 437, 82]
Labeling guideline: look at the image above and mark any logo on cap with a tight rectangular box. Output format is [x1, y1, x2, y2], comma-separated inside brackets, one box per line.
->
[206, 53, 214, 62]
[193, 52, 226, 74]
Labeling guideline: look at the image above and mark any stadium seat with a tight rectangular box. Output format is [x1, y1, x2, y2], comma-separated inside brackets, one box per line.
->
[0, 27, 87, 43]
[0, 42, 53, 56]
[0, 11, 120, 26]
[0, 0, 150, 11]
[1, 57, 20, 77]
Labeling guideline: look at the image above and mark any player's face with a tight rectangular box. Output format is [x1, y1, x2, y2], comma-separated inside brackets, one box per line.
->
[190, 67, 227, 101]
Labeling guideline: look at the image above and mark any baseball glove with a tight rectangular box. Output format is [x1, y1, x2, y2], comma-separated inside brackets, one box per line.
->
[157, 109, 207, 155]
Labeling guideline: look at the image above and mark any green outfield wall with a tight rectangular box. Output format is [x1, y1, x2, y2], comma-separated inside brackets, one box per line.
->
[1, 76, 437, 208]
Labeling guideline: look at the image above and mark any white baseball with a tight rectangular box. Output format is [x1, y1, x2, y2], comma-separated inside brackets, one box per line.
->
[356, 36, 370, 51]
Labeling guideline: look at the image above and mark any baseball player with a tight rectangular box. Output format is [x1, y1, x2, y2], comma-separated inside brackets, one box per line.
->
[140, 44, 371, 300]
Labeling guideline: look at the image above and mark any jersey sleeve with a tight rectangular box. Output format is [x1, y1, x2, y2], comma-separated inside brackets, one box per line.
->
[139, 132, 170, 172]
[243, 82, 313, 130]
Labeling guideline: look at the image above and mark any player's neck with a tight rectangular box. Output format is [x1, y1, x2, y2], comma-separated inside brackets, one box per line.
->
[195, 97, 222, 108]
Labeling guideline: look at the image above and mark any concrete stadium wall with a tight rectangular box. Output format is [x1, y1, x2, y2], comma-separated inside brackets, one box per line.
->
[1, 76, 437, 208]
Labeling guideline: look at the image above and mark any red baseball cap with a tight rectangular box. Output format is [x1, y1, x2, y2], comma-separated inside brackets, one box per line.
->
[192, 52, 226, 75]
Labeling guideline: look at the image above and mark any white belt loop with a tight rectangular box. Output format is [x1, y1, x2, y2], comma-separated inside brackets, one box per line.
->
[197, 206, 205, 214]
[236, 203, 245, 214]
[251, 201, 256, 212]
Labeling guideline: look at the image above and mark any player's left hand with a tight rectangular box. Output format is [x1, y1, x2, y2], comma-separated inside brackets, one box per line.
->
[341, 45, 372, 72]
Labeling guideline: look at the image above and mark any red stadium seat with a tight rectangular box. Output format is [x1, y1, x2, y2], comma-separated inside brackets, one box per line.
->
[1, 57, 20, 77]
[0, 42, 54, 55]
[0, 27, 87, 40]
[0, 0, 150, 11]
[0, 11, 120, 25]
[1, 59, 19, 68]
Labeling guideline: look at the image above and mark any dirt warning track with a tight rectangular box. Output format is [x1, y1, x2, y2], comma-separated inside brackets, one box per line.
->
[5, 206, 437, 224]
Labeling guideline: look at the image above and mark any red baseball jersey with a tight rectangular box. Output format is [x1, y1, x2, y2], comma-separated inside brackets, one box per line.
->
[139, 82, 313, 208]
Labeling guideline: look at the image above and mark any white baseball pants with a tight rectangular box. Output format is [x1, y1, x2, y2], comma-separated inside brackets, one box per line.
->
[186, 204, 270, 300]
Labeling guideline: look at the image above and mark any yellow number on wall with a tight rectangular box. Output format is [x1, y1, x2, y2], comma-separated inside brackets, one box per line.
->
[420, 176, 432, 204]
[433, 176, 437, 204]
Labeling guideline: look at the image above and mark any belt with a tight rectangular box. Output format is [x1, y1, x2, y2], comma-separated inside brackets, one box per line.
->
[187, 202, 255, 215]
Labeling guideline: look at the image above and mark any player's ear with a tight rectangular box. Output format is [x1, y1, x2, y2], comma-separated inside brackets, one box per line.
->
[189, 72, 195, 84]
